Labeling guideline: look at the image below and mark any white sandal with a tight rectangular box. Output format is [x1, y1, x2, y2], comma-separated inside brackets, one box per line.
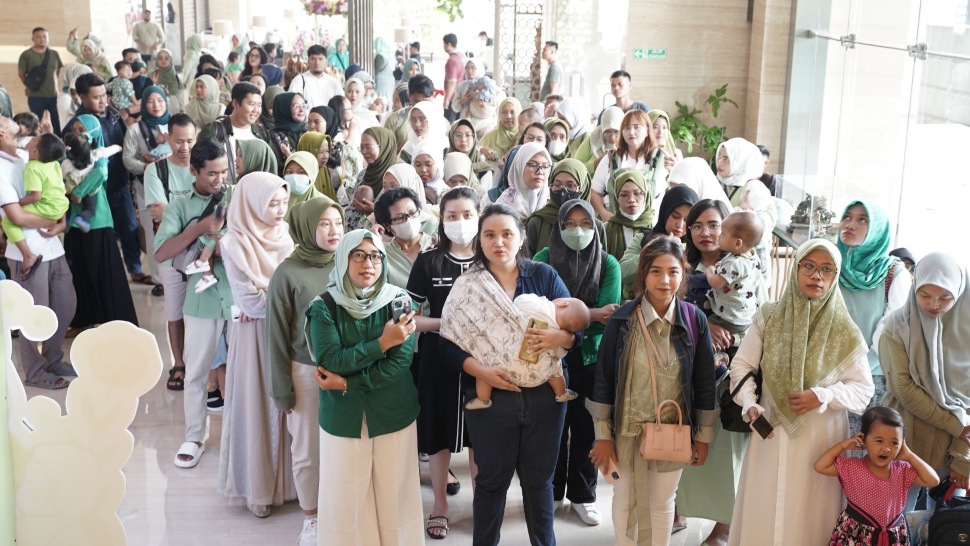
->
[184, 259, 210, 275]
[194, 274, 218, 294]
[174, 441, 204, 468]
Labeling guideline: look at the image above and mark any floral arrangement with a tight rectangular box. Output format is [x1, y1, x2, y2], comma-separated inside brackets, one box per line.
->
[302, 0, 348, 16]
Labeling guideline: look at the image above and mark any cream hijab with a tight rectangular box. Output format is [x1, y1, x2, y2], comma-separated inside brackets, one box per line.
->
[494, 141, 551, 219]
[668, 157, 733, 212]
[219, 172, 296, 292]
[887, 252, 970, 422]
[402, 100, 448, 159]
[715, 137, 764, 187]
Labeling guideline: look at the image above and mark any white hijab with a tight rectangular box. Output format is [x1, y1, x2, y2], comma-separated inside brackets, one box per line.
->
[887, 252, 970, 425]
[715, 137, 764, 187]
[411, 142, 448, 196]
[402, 100, 448, 158]
[668, 157, 733, 212]
[556, 98, 590, 140]
[590, 105, 624, 158]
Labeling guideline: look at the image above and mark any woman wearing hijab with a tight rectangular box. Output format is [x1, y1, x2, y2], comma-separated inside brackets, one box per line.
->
[306, 105, 337, 138]
[344, 127, 399, 230]
[218, 172, 297, 518]
[485, 144, 521, 204]
[235, 139, 279, 180]
[401, 58, 421, 83]
[492, 141, 552, 220]
[443, 151, 485, 197]
[184, 74, 224, 128]
[306, 229, 423, 545]
[281, 151, 322, 217]
[259, 85, 285, 132]
[544, 117, 571, 166]
[344, 77, 379, 130]
[585, 105, 623, 174]
[648, 109, 684, 171]
[411, 142, 448, 205]
[297, 131, 340, 201]
[837, 199, 913, 419]
[532, 198, 621, 526]
[399, 100, 448, 164]
[478, 97, 522, 163]
[728, 239, 874, 546]
[619, 185, 699, 293]
[64, 114, 139, 330]
[448, 119, 489, 183]
[880, 252, 970, 508]
[181, 34, 204, 88]
[266, 196, 345, 544]
[153, 49, 184, 113]
[66, 32, 113, 80]
[526, 158, 593, 257]
[327, 38, 350, 76]
[604, 168, 654, 261]
[373, 37, 395, 101]
[668, 157, 733, 211]
[269, 92, 308, 173]
[555, 97, 593, 162]
[58, 64, 92, 130]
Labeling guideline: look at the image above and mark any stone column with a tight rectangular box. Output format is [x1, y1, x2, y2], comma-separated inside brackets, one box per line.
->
[348, 0, 374, 74]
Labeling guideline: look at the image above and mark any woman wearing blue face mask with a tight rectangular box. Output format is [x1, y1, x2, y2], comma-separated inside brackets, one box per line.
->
[526, 158, 605, 258]
[532, 198, 621, 524]
[281, 151, 322, 220]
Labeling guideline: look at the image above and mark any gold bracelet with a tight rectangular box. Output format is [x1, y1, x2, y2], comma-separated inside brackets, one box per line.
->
[342, 378, 348, 396]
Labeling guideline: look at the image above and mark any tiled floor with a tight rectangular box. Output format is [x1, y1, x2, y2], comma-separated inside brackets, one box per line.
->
[15, 282, 719, 545]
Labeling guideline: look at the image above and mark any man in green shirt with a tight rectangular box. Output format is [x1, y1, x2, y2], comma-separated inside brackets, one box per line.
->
[540, 41, 562, 101]
[154, 139, 234, 469]
[18, 27, 64, 134]
[145, 112, 198, 391]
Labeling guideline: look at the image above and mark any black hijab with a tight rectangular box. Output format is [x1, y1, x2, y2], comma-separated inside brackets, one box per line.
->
[549, 199, 606, 307]
[650, 185, 699, 240]
[311, 105, 340, 140]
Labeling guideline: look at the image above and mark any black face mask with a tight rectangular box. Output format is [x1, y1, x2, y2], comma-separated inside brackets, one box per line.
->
[552, 189, 580, 208]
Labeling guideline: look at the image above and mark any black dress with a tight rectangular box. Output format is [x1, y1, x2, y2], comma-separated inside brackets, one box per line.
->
[65, 227, 138, 328]
[406, 249, 474, 454]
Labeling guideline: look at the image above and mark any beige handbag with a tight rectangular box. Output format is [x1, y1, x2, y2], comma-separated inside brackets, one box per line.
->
[635, 306, 694, 464]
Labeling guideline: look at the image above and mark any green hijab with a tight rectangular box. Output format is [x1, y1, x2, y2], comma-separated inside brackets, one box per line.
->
[530, 158, 590, 227]
[448, 119, 484, 164]
[836, 199, 899, 291]
[261, 85, 285, 131]
[647, 109, 679, 156]
[283, 151, 323, 215]
[360, 127, 400, 195]
[288, 196, 343, 268]
[604, 168, 654, 259]
[760, 238, 868, 435]
[297, 132, 338, 201]
[273, 92, 308, 136]
[139, 86, 170, 128]
[478, 97, 522, 157]
[544, 118, 571, 162]
[324, 229, 401, 319]
[77, 114, 104, 148]
[238, 139, 278, 176]
[184, 75, 222, 127]
[154, 49, 181, 91]
[402, 58, 420, 82]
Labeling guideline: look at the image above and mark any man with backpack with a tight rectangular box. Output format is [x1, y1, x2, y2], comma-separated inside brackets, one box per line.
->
[18, 27, 63, 135]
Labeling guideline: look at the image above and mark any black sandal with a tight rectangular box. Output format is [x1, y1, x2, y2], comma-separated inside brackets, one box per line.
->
[446, 469, 460, 496]
[166, 366, 186, 391]
[426, 515, 448, 540]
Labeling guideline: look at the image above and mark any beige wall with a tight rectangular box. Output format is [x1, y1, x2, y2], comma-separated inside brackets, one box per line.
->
[625, 0, 792, 170]
[0, 0, 131, 113]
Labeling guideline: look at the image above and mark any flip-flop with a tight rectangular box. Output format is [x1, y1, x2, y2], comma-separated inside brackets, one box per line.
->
[24, 372, 69, 390]
[174, 441, 204, 468]
[426, 515, 449, 540]
[19, 255, 43, 282]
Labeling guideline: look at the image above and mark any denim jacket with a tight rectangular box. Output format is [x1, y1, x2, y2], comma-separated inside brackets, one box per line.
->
[587, 297, 717, 443]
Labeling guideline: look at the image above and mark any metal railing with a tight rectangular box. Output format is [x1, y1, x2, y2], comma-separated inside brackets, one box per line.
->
[807, 29, 970, 62]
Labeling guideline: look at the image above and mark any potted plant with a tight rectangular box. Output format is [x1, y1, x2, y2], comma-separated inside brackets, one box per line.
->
[670, 84, 738, 164]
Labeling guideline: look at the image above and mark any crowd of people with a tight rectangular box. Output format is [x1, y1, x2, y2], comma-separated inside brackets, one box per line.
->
[1, 20, 969, 546]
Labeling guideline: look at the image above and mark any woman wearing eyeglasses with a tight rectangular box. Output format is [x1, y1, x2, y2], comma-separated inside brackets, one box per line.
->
[489, 141, 552, 221]
[305, 229, 423, 545]
[728, 239, 873, 546]
[269, 92, 308, 174]
[525, 158, 601, 258]
[373, 187, 435, 289]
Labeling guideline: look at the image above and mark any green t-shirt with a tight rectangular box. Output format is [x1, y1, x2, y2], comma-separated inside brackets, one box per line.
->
[18, 48, 63, 98]
[540, 60, 563, 100]
[144, 160, 195, 205]
[24, 159, 69, 218]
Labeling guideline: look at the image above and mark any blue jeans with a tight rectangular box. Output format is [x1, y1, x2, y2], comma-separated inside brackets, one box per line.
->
[465, 383, 567, 546]
[107, 184, 143, 275]
[27, 96, 60, 137]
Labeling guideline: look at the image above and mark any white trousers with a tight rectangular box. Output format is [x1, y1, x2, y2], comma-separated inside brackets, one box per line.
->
[613, 436, 684, 546]
[133, 180, 160, 277]
[287, 361, 321, 511]
[318, 419, 424, 546]
[182, 316, 226, 443]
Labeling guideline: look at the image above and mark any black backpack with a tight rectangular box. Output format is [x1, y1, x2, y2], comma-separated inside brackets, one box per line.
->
[928, 480, 970, 546]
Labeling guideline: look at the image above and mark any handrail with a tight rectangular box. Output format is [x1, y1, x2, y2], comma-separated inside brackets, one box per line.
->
[806, 29, 970, 62]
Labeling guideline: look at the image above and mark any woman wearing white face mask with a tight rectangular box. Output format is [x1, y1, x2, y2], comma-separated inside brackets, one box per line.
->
[373, 187, 435, 289]
[406, 186, 481, 539]
[544, 117, 571, 164]
[531, 198, 621, 525]
[281, 151, 322, 220]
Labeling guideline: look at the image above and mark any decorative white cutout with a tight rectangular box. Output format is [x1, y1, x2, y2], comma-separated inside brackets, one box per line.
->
[1, 279, 162, 545]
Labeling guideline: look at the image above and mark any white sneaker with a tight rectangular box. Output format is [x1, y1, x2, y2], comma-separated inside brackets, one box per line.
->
[298, 516, 317, 546]
[553, 499, 564, 514]
[573, 502, 601, 526]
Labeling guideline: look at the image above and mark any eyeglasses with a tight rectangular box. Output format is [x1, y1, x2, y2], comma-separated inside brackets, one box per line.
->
[617, 190, 646, 201]
[563, 219, 594, 230]
[689, 223, 721, 233]
[551, 182, 580, 192]
[452, 131, 474, 140]
[389, 209, 421, 225]
[248, 53, 261, 59]
[350, 250, 385, 264]
[526, 161, 551, 173]
[360, 144, 378, 152]
[798, 261, 837, 280]
[291, 102, 308, 109]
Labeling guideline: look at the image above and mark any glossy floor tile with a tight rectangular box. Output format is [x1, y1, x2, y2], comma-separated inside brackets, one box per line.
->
[14, 282, 720, 545]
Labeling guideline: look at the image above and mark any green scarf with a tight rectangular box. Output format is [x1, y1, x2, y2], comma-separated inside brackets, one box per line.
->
[760, 239, 868, 435]
[154, 48, 181, 91]
[184, 75, 222, 127]
[273, 92, 308, 137]
[260, 86, 285, 132]
[544, 118, 571, 162]
[139, 86, 170, 128]
[324, 230, 401, 320]
[478, 97, 522, 157]
[238, 139, 278, 175]
[360, 127, 400, 195]
[836, 199, 899, 291]
[604, 168, 654, 259]
[287, 196, 342, 268]
[297, 132, 338, 201]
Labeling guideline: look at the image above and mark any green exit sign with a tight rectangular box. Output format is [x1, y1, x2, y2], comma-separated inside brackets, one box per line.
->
[633, 48, 667, 60]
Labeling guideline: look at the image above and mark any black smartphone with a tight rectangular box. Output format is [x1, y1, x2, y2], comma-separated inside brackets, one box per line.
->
[750, 414, 774, 440]
[391, 296, 412, 323]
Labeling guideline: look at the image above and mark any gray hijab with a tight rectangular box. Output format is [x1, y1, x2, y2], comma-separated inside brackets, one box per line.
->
[888, 252, 970, 420]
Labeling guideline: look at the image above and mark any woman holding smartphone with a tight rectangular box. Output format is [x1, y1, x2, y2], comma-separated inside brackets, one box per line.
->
[305, 229, 422, 545]
[728, 239, 873, 546]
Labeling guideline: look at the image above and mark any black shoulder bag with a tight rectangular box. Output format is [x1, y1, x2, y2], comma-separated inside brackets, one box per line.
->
[25, 49, 51, 91]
